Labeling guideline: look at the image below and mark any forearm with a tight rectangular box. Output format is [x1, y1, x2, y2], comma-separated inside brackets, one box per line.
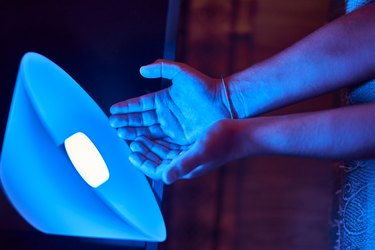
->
[227, 4, 375, 118]
[237, 102, 375, 160]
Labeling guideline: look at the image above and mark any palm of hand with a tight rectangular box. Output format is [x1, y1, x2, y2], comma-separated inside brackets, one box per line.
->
[128, 119, 241, 184]
[110, 60, 230, 146]
[154, 72, 228, 145]
[109, 59, 234, 183]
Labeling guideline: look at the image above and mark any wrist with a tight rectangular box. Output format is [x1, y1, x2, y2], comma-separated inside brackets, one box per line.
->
[224, 76, 248, 119]
[236, 117, 287, 157]
[220, 76, 236, 119]
[224, 60, 292, 119]
[224, 69, 267, 119]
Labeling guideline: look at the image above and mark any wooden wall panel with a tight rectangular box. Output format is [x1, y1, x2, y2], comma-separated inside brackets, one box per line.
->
[160, 1, 335, 249]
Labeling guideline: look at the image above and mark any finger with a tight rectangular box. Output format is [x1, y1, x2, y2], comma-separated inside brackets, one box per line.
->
[140, 59, 184, 80]
[176, 150, 228, 181]
[129, 152, 172, 180]
[181, 165, 212, 180]
[135, 137, 181, 160]
[117, 125, 166, 140]
[128, 152, 163, 180]
[110, 92, 157, 114]
[162, 145, 207, 184]
[129, 140, 161, 163]
[109, 110, 158, 127]
[154, 139, 190, 151]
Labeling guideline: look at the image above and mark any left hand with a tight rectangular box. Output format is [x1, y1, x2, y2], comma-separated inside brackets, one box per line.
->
[128, 119, 245, 184]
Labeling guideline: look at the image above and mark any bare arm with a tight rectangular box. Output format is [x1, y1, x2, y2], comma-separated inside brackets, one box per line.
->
[135, 102, 375, 183]
[110, 4, 375, 184]
[239, 104, 375, 160]
[111, 4, 375, 144]
[228, 3, 375, 118]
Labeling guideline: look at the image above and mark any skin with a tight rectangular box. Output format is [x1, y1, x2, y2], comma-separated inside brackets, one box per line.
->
[109, 4, 375, 184]
[109, 61, 231, 145]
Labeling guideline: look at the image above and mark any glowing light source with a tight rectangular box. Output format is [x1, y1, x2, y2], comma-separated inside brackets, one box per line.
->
[64, 132, 110, 188]
[0, 52, 166, 242]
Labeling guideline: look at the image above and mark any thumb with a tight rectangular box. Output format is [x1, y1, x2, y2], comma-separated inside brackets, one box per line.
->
[162, 143, 207, 184]
[140, 59, 183, 80]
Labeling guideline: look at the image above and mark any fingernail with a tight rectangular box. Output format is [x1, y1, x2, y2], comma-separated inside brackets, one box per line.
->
[117, 129, 125, 139]
[108, 117, 116, 127]
[129, 142, 137, 152]
[129, 154, 138, 166]
[139, 66, 147, 74]
[110, 106, 117, 114]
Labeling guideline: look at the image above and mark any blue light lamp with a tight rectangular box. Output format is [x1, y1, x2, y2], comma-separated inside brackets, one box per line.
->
[0, 52, 166, 241]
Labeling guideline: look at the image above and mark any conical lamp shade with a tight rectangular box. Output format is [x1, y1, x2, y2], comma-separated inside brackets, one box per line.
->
[0, 52, 166, 242]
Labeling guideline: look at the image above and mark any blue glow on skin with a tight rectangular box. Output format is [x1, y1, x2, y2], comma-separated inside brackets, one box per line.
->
[0, 53, 166, 241]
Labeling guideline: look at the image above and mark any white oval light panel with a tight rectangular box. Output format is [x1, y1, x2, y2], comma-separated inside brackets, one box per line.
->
[64, 132, 110, 188]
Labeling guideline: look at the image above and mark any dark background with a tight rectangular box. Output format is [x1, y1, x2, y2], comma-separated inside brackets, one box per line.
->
[0, 0, 343, 249]
[161, 0, 338, 250]
[0, 0, 169, 249]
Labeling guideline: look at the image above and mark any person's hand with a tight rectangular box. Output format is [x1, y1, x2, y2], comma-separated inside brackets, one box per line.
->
[109, 59, 232, 145]
[127, 119, 247, 184]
